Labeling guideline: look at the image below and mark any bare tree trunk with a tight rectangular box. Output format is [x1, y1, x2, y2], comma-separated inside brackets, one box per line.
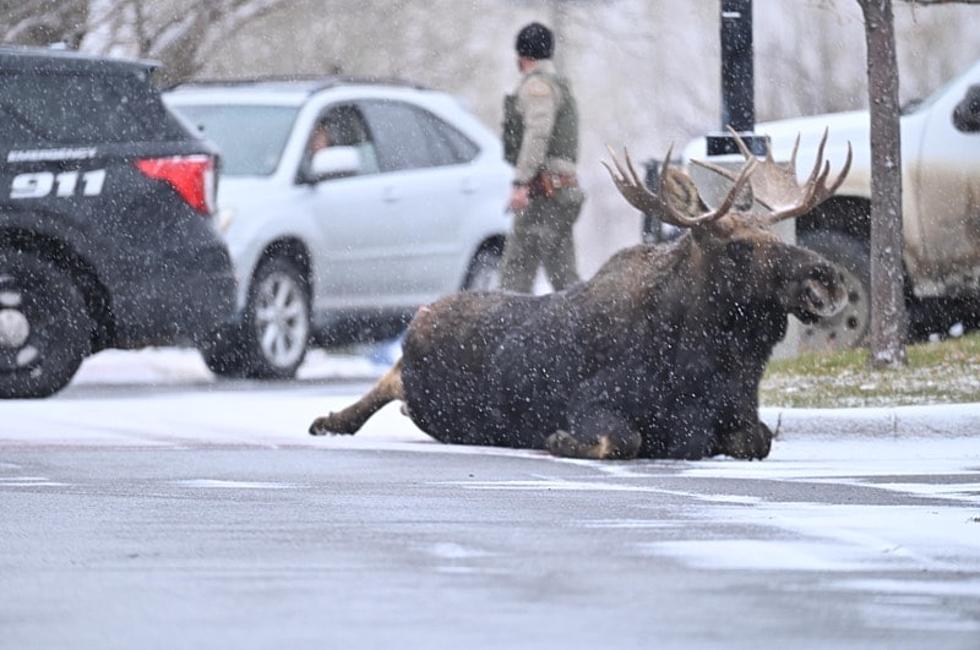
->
[857, 0, 908, 368]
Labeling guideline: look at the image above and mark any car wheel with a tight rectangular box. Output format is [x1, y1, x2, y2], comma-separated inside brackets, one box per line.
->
[797, 230, 871, 352]
[200, 323, 249, 378]
[463, 246, 502, 291]
[240, 257, 311, 379]
[0, 249, 92, 398]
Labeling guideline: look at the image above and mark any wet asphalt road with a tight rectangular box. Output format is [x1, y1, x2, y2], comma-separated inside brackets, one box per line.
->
[1, 380, 979, 649]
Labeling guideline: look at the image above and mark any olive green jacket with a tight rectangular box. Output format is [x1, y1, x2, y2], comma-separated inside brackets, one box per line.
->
[505, 60, 579, 185]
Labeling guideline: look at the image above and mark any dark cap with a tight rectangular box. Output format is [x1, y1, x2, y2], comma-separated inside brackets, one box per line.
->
[515, 22, 554, 60]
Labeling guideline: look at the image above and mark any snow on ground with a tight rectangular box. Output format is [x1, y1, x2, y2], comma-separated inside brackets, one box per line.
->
[423, 436, 980, 633]
[5, 346, 980, 449]
[3, 346, 410, 446]
[70, 346, 387, 386]
[0, 378, 426, 447]
[4, 347, 980, 633]
[760, 403, 980, 438]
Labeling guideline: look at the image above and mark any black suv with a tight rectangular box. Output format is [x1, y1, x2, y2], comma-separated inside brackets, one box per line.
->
[0, 48, 236, 397]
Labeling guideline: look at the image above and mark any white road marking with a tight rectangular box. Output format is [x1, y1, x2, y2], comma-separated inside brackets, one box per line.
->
[0, 476, 67, 487]
[175, 479, 298, 490]
[424, 542, 495, 560]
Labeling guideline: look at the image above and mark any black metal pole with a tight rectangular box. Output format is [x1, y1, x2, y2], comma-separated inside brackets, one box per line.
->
[721, 0, 753, 132]
[707, 0, 767, 156]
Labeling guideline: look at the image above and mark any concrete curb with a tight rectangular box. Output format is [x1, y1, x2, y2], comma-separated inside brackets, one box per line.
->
[760, 403, 980, 438]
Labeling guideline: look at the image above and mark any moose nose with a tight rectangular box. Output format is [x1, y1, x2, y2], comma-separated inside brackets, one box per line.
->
[805, 284, 825, 310]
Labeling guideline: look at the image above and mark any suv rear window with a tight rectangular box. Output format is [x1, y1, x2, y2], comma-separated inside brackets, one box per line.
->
[169, 104, 299, 176]
[0, 71, 186, 145]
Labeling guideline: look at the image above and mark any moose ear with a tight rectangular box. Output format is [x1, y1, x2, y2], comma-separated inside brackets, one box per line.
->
[661, 168, 710, 217]
[690, 159, 757, 212]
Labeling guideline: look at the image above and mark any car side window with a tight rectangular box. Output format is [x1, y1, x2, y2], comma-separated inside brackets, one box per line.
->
[360, 100, 480, 172]
[360, 100, 440, 173]
[416, 110, 480, 164]
[305, 104, 379, 176]
[416, 111, 458, 167]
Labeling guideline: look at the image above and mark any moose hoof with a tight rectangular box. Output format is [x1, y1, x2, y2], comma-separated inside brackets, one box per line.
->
[308, 414, 357, 436]
[545, 430, 582, 457]
[717, 423, 772, 460]
[546, 430, 641, 460]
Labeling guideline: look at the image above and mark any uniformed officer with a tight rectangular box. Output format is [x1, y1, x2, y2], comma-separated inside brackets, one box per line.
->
[500, 22, 585, 293]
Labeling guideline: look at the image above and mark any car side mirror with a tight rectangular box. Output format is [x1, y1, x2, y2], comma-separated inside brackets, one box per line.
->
[308, 146, 361, 182]
[952, 85, 980, 133]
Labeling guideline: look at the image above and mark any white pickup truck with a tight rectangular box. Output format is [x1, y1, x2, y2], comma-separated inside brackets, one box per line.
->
[683, 58, 980, 350]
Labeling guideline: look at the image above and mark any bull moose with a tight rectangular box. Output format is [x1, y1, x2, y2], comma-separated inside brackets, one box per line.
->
[309, 130, 852, 461]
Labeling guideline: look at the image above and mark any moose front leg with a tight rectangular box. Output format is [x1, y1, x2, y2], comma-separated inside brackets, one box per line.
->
[706, 390, 773, 460]
[712, 420, 773, 460]
[545, 408, 642, 460]
[309, 359, 404, 436]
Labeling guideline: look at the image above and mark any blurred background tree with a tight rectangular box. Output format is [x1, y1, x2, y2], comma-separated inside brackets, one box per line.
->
[1, 0, 291, 85]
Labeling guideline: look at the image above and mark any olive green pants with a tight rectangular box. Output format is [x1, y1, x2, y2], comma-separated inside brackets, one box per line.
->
[500, 187, 585, 293]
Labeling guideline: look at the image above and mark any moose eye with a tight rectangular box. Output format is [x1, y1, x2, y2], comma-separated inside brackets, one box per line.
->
[726, 241, 755, 264]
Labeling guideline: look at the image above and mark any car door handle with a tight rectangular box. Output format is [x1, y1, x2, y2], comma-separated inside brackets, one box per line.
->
[382, 186, 399, 203]
[461, 177, 478, 194]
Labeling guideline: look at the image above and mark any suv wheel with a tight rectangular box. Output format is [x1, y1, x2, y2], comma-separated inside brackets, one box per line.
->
[463, 247, 502, 291]
[798, 230, 871, 352]
[0, 250, 92, 398]
[204, 257, 310, 380]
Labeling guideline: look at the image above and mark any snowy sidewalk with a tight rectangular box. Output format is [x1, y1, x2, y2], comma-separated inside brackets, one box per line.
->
[762, 403, 980, 439]
[1, 347, 978, 447]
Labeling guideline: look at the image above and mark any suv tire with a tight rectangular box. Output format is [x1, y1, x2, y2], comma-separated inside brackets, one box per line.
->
[798, 230, 871, 351]
[204, 257, 310, 380]
[200, 324, 248, 378]
[0, 249, 92, 398]
[463, 246, 503, 291]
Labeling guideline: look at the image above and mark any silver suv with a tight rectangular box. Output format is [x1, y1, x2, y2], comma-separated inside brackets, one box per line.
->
[166, 77, 511, 379]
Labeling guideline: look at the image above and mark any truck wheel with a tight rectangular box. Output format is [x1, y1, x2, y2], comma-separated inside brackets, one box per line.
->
[202, 258, 310, 380]
[463, 246, 502, 291]
[797, 230, 871, 352]
[0, 250, 92, 398]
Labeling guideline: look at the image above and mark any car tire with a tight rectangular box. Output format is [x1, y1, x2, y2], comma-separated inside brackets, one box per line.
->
[205, 257, 311, 380]
[0, 249, 92, 398]
[200, 323, 249, 378]
[797, 230, 872, 352]
[463, 246, 503, 291]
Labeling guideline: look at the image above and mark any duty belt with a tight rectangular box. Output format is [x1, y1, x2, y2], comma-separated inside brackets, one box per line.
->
[529, 172, 578, 199]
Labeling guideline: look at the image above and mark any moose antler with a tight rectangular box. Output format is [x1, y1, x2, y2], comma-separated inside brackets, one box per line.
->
[602, 145, 756, 229]
[692, 127, 852, 225]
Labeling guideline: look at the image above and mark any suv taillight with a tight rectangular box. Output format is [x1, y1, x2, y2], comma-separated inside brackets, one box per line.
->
[136, 155, 216, 215]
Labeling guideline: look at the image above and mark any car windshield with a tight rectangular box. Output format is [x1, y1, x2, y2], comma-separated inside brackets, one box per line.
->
[169, 103, 298, 176]
[906, 58, 980, 115]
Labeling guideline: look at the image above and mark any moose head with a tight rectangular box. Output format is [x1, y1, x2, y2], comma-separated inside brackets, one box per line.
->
[603, 128, 853, 328]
